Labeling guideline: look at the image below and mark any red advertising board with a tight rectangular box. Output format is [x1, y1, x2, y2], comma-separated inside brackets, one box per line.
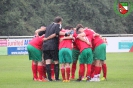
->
[0, 39, 7, 47]
[0, 39, 7, 55]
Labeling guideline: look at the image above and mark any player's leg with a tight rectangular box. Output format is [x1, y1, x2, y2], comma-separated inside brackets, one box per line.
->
[94, 60, 101, 81]
[60, 64, 66, 82]
[38, 61, 47, 81]
[65, 48, 72, 82]
[77, 63, 85, 81]
[71, 61, 77, 79]
[27, 45, 37, 80]
[90, 61, 95, 78]
[71, 49, 80, 79]
[52, 50, 60, 81]
[45, 59, 52, 81]
[32, 60, 38, 81]
[91, 48, 101, 81]
[42, 54, 47, 79]
[101, 44, 107, 80]
[65, 63, 71, 82]
[51, 62, 55, 80]
[59, 48, 66, 82]
[101, 61, 107, 80]
[42, 61, 47, 79]
[99, 44, 106, 81]
[76, 50, 85, 82]
[85, 48, 93, 82]
[43, 50, 52, 81]
[92, 43, 106, 82]
[27, 44, 42, 81]
[35, 49, 46, 82]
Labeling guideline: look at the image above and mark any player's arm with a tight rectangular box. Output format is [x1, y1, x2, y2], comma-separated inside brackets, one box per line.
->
[35, 26, 46, 36]
[62, 36, 74, 40]
[59, 30, 74, 36]
[35, 26, 46, 33]
[93, 33, 102, 39]
[52, 24, 71, 36]
[43, 32, 72, 41]
[43, 33, 56, 41]
[59, 31, 66, 35]
[60, 36, 74, 42]
[94, 33, 100, 37]
[77, 32, 86, 37]
[76, 32, 87, 42]
[77, 36, 91, 46]
[77, 29, 93, 37]
[43, 24, 61, 41]
[102, 37, 108, 45]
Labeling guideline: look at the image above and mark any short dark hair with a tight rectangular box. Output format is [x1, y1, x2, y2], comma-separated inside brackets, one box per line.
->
[64, 26, 70, 30]
[64, 26, 73, 30]
[54, 16, 63, 23]
[38, 31, 45, 36]
[76, 24, 84, 29]
[76, 27, 83, 34]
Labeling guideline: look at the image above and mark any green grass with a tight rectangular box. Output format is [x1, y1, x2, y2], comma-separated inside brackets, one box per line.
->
[0, 53, 133, 88]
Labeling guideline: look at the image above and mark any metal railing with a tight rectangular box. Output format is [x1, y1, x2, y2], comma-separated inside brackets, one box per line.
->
[0, 34, 133, 39]
[101, 34, 133, 37]
[0, 36, 33, 39]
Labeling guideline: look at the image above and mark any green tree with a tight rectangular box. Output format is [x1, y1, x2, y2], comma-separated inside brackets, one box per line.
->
[0, 0, 133, 36]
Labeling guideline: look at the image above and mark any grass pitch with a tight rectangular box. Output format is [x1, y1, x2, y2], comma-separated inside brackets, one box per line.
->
[0, 53, 133, 88]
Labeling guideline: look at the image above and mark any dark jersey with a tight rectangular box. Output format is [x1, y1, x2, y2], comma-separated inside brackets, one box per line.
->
[43, 23, 61, 50]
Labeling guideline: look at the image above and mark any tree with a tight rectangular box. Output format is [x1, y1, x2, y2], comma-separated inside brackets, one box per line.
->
[0, 0, 133, 35]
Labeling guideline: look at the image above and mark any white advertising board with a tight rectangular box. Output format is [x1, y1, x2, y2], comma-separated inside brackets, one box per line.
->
[0, 37, 133, 55]
[7, 39, 31, 55]
[105, 37, 133, 52]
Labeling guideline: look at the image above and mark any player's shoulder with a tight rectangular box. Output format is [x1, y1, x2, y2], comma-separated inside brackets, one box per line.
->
[61, 29, 66, 32]
[86, 28, 95, 33]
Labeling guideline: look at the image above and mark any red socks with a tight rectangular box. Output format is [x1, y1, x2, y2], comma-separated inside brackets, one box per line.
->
[90, 65, 95, 78]
[38, 66, 44, 80]
[86, 64, 91, 77]
[79, 64, 85, 78]
[61, 67, 70, 80]
[61, 66, 70, 80]
[32, 62, 38, 79]
[98, 67, 101, 74]
[66, 67, 70, 80]
[102, 64, 107, 78]
[94, 66, 102, 76]
[32, 61, 47, 81]
[94, 66, 99, 76]
[71, 62, 77, 79]
[61, 67, 66, 80]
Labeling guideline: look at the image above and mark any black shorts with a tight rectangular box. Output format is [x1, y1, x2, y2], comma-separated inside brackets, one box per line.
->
[43, 50, 59, 61]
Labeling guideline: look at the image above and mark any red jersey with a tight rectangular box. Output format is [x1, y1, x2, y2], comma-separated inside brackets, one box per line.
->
[73, 41, 79, 50]
[92, 36, 104, 49]
[29, 35, 44, 50]
[84, 28, 104, 49]
[59, 30, 72, 50]
[72, 31, 79, 50]
[73, 32, 91, 52]
[84, 28, 95, 42]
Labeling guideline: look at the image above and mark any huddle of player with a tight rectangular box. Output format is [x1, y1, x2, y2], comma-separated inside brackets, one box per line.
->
[27, 23, 107, 82]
